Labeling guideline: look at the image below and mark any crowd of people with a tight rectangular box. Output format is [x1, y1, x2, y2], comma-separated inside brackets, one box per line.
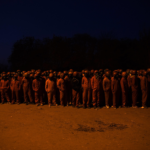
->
[0, 68, 149, 109]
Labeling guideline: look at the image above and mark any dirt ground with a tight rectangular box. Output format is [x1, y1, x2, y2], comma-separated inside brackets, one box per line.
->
[0, 104, 150, 150]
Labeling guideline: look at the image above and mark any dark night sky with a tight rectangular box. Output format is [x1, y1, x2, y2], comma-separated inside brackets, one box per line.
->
[0, 0, 150, 64]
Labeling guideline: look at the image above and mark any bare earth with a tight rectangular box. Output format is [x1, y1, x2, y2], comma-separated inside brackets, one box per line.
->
[0, 104, 150, 150]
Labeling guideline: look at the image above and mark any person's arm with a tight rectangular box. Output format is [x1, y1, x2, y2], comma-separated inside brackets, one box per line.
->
[111, 78, 114, 92]
[45, 80, 48, 92]
[6, 80, 10, 90]
[18, 81, 21, 91]
[120, 79, 125, 93]
[81, 77, 84, 88]
[10, 80, 13, 91]
[103, 79, 106, 91]
[32, 80, 35, 91]
[57, 79, 61, 90]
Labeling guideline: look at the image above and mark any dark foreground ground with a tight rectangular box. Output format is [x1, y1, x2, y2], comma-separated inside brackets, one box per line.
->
[0, 104, 150, 150]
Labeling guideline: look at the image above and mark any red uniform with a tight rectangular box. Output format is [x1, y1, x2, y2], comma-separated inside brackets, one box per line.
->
[29, 76, 34, 103]
[45, 78, 56, 105]
[41, 77, 46, 102]
[147, 74, 150, 106]
[82, 76, 91, 107]
[10, 79, 21, 103]
[64, 75, 72, 105]
[103, 76, 111, 106]
[120, 77, 128, 107]
[131, 76, 138, 107]
[140, 76, 148, 107]
[17, 76, 23, 102]
[71, 75, 80, 107]
[32, 78, 43, 104]
[57, 78, 66, 105]
[56, 78, 60, 104]
[0, 79, 10, 103]
[91, 75, 103, 107]
[127, 75, 132, 106]
[17, 76, 23, 84]
[111, 77, 120, 107]
[22, 78, 33, 103]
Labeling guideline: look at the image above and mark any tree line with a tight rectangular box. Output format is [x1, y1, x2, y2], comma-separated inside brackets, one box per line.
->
[8, 29, 150, 72]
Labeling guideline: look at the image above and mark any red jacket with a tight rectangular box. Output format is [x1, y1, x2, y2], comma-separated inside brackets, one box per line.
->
[10, 79, 21, 91]
[22, 78, 30, 91]
[57, 78, 66, 91]
[82, 76, 91, 89]
[32, 79, 42, 92]
[120, 77, 128, 93]
[131, 76, 138, 91]
[91, 75, 103, 90]
[111, 77, 120, 93]
[140, 76, 148, 91]
[103, 77, 111, 92]
[0, 79, 10, 91]
[45, 78, 56, 92]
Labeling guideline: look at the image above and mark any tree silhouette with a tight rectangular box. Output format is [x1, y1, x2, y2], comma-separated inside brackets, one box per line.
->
[8, 30, 150, 72]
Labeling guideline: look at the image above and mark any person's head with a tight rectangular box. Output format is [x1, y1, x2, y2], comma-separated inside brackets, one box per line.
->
[30, 73, 34, 79]
[17, 70, 21, 76]
[49, 70, 53, 73]
[53, 71, 57, 77]
[63, 71, 68, 76]
[60, 73, 64, 79]
[132, 70, 137, 76]
[143, 71, 147, 77]
[94, 70, 99, 76]
[41, 72, 45, 77]
[90, 69, 94, 77]
[126, 69, 130, 76]
[99, 69, 103, 77]
[82, 70, 85, 77]
[7, 72, 11, 78]
[69, 69, 73, 73]
[57, 72, 61, 78]
[122, 72, 127, 78]
[147, 68, 150, 74]
[104, 69, 109, 74]
[118, 69, 122, 74]
[105, 71, 110, 78]
[31, 69, 35, 74]
[2, 73, 6, 79]
[73, 71, 78, 77]
[68, 71, 73, 78]
[34, 74, 37, 79]
[14, 74, 17, 80]
[113, 71, 118, 78]
[49, 73, 53, 80]
[84, 70, 89, 77]
[35, 72, 40, 79]
[23, 73, 28, 78]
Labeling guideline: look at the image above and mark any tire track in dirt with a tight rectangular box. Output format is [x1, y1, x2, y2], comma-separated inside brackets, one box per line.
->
[74, 120, 128, 132]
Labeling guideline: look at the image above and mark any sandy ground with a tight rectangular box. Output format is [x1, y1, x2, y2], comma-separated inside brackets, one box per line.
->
[0, 103, 150, 150]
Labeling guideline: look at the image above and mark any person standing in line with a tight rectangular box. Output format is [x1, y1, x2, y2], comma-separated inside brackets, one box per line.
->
[71, 71, 80, 108]
[81, 70, 91, 109]
[103, 71, 111, 108]
[45, 73, 57, 107]
[120, 72, 128, 108]
[140, 71, 148, 108]
[32, 73, 43, 106]
[131, 70, 138, 108]
[57, 73, 66, 106]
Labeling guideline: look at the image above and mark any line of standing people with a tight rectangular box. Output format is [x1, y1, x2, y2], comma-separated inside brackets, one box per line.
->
[0, 69, 149, 109]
